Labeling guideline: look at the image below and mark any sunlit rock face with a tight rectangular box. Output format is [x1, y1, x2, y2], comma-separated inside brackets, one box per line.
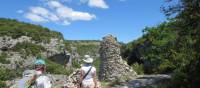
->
[0, 36, 65, 69]
[99, 35, 137, 81]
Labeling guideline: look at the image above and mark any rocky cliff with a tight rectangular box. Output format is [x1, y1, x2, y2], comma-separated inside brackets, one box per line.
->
[0, 18, 68, 87]
[0, 36, 64, 69]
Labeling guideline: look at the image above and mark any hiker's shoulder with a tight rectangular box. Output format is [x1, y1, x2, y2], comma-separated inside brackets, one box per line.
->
[38, 74, 51, 80]
[92, 66, 96, 71]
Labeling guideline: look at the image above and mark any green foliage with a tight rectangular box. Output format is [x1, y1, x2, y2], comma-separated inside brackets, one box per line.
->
[121, 0, 200, 87]
[131, 63, 144, 75]
[0, 81, 7, 88]
[93, 58, 100, 75]
[64, 40, 100, 57]
[0, 18, 63, 42]
[170, 69, 188, 88]
[0, 52, 10, 64]
[101, 81, 110, 88]
[0, 68, 22, 81]
[12, 42, 45, 56]
[0, 68, 23, 87]
[46, 59, 73, 75]
[160, 0, 200, 87]
[122, 22, 178, 74]
[76, 44, 99, 56]
[72, 59, 81, 68]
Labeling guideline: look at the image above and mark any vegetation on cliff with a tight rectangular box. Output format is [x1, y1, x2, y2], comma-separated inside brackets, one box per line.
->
[0, 18, 63, 43]
[122, 0, 200, 87]
[12, 42, 46, 56]
[0, 52, 10, 64]
[65, 40, 100, 56]
[0, 18, 66, 87]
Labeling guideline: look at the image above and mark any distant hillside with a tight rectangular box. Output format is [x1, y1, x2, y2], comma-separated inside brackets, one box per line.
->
[0, 18, 63, 43]
[65, 40, 100, 57]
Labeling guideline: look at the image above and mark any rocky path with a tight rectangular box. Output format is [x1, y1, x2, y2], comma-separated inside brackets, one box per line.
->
[111, 74, 171, 88]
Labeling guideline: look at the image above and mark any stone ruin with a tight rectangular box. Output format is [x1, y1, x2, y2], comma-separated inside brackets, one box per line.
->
[99, 35, 137, 81]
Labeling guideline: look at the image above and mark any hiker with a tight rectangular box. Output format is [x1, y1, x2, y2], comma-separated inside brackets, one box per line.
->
[79, 55, 97, 88]
[33, 58, 52, 88]
[17, 58, 52, 88]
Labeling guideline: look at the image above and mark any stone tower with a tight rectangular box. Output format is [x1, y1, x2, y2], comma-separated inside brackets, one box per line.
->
[99, 35, 137, 81]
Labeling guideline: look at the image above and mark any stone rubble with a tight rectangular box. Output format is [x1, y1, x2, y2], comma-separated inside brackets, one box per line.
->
[99, 35, 137, 82]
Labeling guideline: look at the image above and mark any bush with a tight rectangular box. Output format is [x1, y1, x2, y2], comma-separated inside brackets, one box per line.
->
[157, 59, 175, 73]
[0, 68, 22, 81]
[0, 68, 23, 87]
[46, 59, 73, 75]
[13, 42, 45, 56]
[0, 52, 10, 64]
[93, 58, 100, 75]
[64, 40, 100, 57]
[72, 59, 81, 68]
[131, 63, 144, 75]
[0, 81, 7, 88]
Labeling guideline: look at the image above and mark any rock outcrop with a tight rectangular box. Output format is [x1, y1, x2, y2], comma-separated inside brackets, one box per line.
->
[0, 36, 31, 50]
[0, 36, 65, 69]
[99, 35, 137, 81]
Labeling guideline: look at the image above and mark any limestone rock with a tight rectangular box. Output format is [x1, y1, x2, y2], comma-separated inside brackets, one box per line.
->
[0, 36, 65, 69]
[0, 36, 31, 50]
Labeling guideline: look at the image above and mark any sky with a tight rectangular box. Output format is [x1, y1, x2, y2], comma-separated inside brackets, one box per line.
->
[0, 0, 167, 43]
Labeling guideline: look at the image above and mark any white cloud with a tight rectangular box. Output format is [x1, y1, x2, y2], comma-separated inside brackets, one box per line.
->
[70, 11, 96, 21]
[26, 6, 59, 22]
[17, 10, 24, 14]
[30, 7, 49, 16]
[79, 0, 109, 9]
[48, 1, 63, 8]
[24, 1, 95, 25]
[62, 20, 71, 25]
[25, 13, 48, 22]
[88, 0, 109, 9]
[48, 1, 96, 21]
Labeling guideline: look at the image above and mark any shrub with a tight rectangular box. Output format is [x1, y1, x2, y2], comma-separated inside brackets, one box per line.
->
[157, 59, 175, 73]
[46, 59, 73, 75]
[12, 42, 45, 56]
[0, 68, 22, 81]
[72, 59, 81, 68]
[132, 63, 144, 75]
[93, 58, 100, 75]
[0, 81, 7, 88]
[0, 52, 10, 64]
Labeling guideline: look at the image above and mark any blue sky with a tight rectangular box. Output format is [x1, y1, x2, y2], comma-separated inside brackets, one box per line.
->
[0, 0, 167, 43]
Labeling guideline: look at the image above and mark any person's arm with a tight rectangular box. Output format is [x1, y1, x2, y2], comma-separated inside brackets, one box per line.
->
[30, 75, 37, 86]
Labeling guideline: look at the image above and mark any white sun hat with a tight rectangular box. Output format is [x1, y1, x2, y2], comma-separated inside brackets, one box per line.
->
[83, 57, 93, 63]
[84, 55, 90, 58]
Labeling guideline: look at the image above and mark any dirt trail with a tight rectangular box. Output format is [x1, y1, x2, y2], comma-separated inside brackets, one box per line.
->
[111, 74, 171, 88]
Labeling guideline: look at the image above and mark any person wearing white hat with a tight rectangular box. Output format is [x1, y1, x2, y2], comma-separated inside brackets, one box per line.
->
[79, 55, 97, 88]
